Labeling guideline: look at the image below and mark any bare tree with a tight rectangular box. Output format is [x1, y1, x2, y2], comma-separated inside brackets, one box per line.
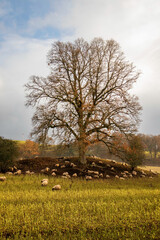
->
[25, 38, 142, 164]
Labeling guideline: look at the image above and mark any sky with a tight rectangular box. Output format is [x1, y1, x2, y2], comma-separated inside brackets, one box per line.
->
[0, 0, 160, 140]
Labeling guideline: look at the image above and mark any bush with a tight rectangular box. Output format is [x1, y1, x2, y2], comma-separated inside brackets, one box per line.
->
[0, 137, 19, 172]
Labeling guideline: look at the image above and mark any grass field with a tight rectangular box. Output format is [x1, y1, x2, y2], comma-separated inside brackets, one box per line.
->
[0, 175, 160, 240]
[141, 166, 160, 173]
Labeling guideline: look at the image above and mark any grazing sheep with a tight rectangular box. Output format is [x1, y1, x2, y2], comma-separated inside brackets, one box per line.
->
[26, 170, 31, 175]
[60, 165, 65, 168]
[93, 175, 99, 178]
[63, 172, 69, 176]
[51, 169, 57, 172]
[115, 175, 119, 179]
[6, 172, 13, 175]
[119, 177, 125, 180]
[88, 170, 94, 174]
[132, 171, 137, 176]
[106, 175, 110, 178]
[41, 179, 48, 186]
[0, 176, 6, 181]
[93, 171, 99, 175]
[85, 176, 92, 180]
[91, 162, 96, 166]
[41, 178, 48, 183]
[51, 172, 56, 176]
[65, 161, 70, 165]
[14, 170, 21, 175]
[45, 167, 50, 172]
[99, 173, 103, 178]
[62, 176, 68, 179]
[72, 173, 77, 177]
[41, 180, 48, 186]
[70, 163, 76, 168]
[55, 164, 60, 167]
[52, 184, 61, 190]
[111, 167, 115, 171]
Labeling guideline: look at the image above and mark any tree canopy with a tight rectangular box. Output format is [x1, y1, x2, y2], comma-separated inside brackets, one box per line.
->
[25, 38, 142, 164]
[0, 137, 19, 172]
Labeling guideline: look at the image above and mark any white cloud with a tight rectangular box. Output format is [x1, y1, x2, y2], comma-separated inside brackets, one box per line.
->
[0, 35, 55, 140]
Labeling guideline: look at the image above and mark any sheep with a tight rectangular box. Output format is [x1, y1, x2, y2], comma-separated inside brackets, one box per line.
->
[93, 175, 99, 178]
[6, 172, 13, 175]
[41, 178, 48, 183]
[41, 178, 48, 186]
[60, 165, 65, 168]
[72, 173, 77, 177]
[105, 175, 110, 178]
[51, 169, 57, 172]
[45, 167, 50, 172]
[99, 173, 103, 178]
[88, 170, 94, 174]
[51, 172, 56, 176]
[70, 163, 76, 168]
[14, 170, 21, 175]
[55, 164, 59, 167]
[91, 162, 96, 166]
[52, 184, 61, 190]
[115, 175, 119, 179]
[132, 171, 137, 176]
[63, 172, 69, 176]
[85, 175, 92, 180]
[0, 176, 6, 181]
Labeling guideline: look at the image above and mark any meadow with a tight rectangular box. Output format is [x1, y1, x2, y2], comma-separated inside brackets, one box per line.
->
[0, 175, 160, 240]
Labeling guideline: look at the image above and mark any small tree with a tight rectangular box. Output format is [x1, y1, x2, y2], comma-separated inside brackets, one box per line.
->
[111, 134, 145, 169]
[0, 137, 19, 172]
[25, 38, 142, 164]
[18, 140, 39, 159]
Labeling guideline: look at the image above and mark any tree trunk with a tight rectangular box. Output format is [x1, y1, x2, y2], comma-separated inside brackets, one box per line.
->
[78, 140, 87, 165]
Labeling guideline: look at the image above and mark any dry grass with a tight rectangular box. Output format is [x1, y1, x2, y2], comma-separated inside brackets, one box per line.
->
[141, 166, 160, 173]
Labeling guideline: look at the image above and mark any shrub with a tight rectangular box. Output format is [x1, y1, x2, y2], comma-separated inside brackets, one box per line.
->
[0, 137, 19, 172]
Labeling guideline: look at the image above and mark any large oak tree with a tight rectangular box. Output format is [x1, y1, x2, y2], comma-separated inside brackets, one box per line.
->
[25, 38, 142, 164]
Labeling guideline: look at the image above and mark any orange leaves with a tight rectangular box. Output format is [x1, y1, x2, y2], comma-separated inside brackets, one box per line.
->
[18, 140, 39, 159]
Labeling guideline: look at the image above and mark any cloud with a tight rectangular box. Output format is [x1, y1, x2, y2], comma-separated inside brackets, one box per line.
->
[0, 35, 55, 140]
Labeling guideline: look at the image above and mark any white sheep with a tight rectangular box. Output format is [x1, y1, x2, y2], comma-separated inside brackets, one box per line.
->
[52, 184, 61, 190]
[85, 176, 92, 180]
[41, 180, 48, 186]
[0, 176, 6, 181]
[41, 179, 48, 186]
[51, 172, 56, 176]
[72, 173, 77, 177]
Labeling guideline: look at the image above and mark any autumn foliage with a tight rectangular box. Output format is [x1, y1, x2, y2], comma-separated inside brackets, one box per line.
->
[18, 140, 39, 159]
[111, 134, 145, 168]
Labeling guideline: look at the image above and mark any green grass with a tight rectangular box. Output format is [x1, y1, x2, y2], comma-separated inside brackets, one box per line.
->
[0, 175, 160, 239]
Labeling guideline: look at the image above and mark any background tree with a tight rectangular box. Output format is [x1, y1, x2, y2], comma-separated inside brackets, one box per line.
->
[18, 140, 39, 159]
[25, 38, 142, 164]
[111, 134, 145, 169]
[0, 137, 19, 172]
